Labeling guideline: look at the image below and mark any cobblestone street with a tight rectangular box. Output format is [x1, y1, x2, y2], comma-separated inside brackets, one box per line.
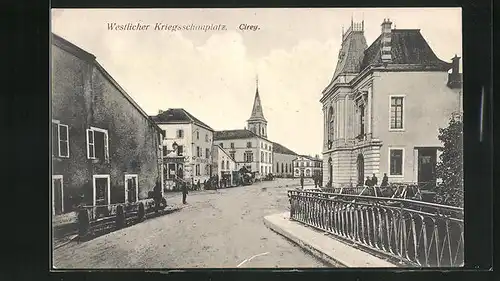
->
[53, 178, 329, 268]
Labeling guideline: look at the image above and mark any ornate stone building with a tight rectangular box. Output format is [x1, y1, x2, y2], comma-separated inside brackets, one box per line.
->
[321, 19, 462, 188]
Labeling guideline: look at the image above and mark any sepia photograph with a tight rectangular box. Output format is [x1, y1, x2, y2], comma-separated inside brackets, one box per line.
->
[50, 8, 463, 269]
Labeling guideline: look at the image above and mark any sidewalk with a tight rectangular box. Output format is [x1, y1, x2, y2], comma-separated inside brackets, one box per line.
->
[263, 212, 398, 268]
[53, 203, 184, 249]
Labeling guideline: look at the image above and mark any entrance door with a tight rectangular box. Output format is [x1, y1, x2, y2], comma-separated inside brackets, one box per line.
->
[52, 175, 63, 215]
[357, 154, 364, 185]
[93, 175, 110, 218]
[418, 148, 437, 189]
[125, 175, 138, 203]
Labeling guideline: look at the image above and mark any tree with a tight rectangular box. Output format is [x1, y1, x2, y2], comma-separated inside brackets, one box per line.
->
[435, 114, 463, 207]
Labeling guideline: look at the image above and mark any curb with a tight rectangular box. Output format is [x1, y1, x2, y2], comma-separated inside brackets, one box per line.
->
[53, 234, 78, 250]
[263, 212, 398, 268]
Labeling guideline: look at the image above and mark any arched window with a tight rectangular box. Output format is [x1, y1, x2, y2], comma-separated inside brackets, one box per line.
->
[262, 127, 264, 135]
[276, 162, 279, 173]
[328, 106, 334, 141]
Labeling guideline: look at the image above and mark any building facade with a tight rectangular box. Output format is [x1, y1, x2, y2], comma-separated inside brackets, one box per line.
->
[151, 108, 214, 188]
[212, 144, 237, 184]
[213, 130, 273, 176]
[320, 19, 463, 188]
[52, 34, 163, 216]
[272, 142, 297, 177]
[293, 155, 323, 178]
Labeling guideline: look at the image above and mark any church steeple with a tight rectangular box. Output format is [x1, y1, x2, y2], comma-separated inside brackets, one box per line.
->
[247, 75, 267, 138]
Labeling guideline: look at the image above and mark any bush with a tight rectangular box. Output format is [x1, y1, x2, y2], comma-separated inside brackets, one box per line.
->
[435, 115, 463, 207]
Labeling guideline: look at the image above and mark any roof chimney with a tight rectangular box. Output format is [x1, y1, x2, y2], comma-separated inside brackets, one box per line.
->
[380, 18, 393, 63]
[158, 109, 164, 114]
[447, 54, 462, 88]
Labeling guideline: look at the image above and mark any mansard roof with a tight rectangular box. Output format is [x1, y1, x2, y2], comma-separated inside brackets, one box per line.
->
[360, 29, 452, 71]
[331, 30, 368, 81]
[151, 108, 214, 131]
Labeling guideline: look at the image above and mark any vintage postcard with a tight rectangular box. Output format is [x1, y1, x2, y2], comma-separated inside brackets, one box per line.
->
[51, 8, 463, 269]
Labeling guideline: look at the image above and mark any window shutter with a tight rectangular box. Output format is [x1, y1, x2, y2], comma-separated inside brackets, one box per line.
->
[104, 133, 109, 160]
[86, 129, 92, 159]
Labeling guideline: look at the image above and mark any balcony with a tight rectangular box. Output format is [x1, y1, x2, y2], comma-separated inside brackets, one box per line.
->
[325, 133, 379, 152]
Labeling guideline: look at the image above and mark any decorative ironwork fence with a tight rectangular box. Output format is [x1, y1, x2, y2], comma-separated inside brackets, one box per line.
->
[288, 190, 464, 267]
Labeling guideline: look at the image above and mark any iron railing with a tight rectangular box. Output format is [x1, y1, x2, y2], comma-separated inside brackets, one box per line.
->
[288, 190, 464, 267]
[321, 182, 436, 200]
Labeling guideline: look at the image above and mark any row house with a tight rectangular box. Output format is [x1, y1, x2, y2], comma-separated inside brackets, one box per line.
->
[293, 155, 323, 178]
[51, 34, 163, 217]
[211, 144, 237, 185]
[320, 19, 463, 188]
[272, 142, 297, 177]
[150, 108, 214, 188]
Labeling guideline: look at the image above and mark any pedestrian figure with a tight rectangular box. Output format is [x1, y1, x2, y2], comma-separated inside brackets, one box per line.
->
[371, 173, 378, 186]
[314, 174, 318, 188]
[365, 176, 372, 187]
[181, 180, 188, 204]
[300, 173, 304, 189]
[381, 173, 389, 187]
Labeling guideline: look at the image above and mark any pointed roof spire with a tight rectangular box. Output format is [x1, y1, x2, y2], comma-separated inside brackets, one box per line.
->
[256, 74, 259, 92]
[248, 75, 266, 122]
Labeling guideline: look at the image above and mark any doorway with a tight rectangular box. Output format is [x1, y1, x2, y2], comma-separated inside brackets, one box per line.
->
[417, 148, 438, 189]
[52, 175, 64, 215]
[125, 174, 138, 203]
[357, 154, 364, 185]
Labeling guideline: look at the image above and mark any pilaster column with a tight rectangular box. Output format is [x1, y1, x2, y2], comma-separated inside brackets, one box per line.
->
[367, 88, 372, 136]
[323, 107, 327, 149]
[335, 100, 340, 140]
[344, 95, 348, 141]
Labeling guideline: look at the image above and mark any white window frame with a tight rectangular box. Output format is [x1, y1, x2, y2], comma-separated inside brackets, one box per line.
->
[52, 120, 70, 158]
[52, 175, 64, 215]
[177, 129, 184, 138]
[389, 95, 406, 131]
[87, 127, 109, 161]
[124, 174, 139, 203]
[92, 174, 111, 206]
[388, 147, 405, 177]
[205, 134, 209, 142]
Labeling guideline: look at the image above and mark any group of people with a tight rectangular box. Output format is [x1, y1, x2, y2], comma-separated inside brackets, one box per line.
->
[364, 173, 389, 188]
[203, 174, 232, 190]
[299, 173, 324, 189]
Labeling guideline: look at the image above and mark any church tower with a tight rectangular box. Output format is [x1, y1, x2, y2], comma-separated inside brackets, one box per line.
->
[247, 76, 267, 138]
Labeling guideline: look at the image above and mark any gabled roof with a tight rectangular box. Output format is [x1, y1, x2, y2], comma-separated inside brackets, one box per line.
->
[151, 108, 214, 131]
[272, 142, 298, 155]
[332, 30, 368, 81]
[213, 144, 236, 162]
[360, 29, 452, 71]
[51, 33, 162, 133]
[214, 129, 269, 141]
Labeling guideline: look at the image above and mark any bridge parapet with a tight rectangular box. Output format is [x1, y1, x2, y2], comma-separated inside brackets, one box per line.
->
[287, 190, 464, 267]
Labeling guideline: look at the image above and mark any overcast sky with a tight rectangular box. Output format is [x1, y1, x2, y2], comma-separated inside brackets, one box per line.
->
[51, 8, 462, 156]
